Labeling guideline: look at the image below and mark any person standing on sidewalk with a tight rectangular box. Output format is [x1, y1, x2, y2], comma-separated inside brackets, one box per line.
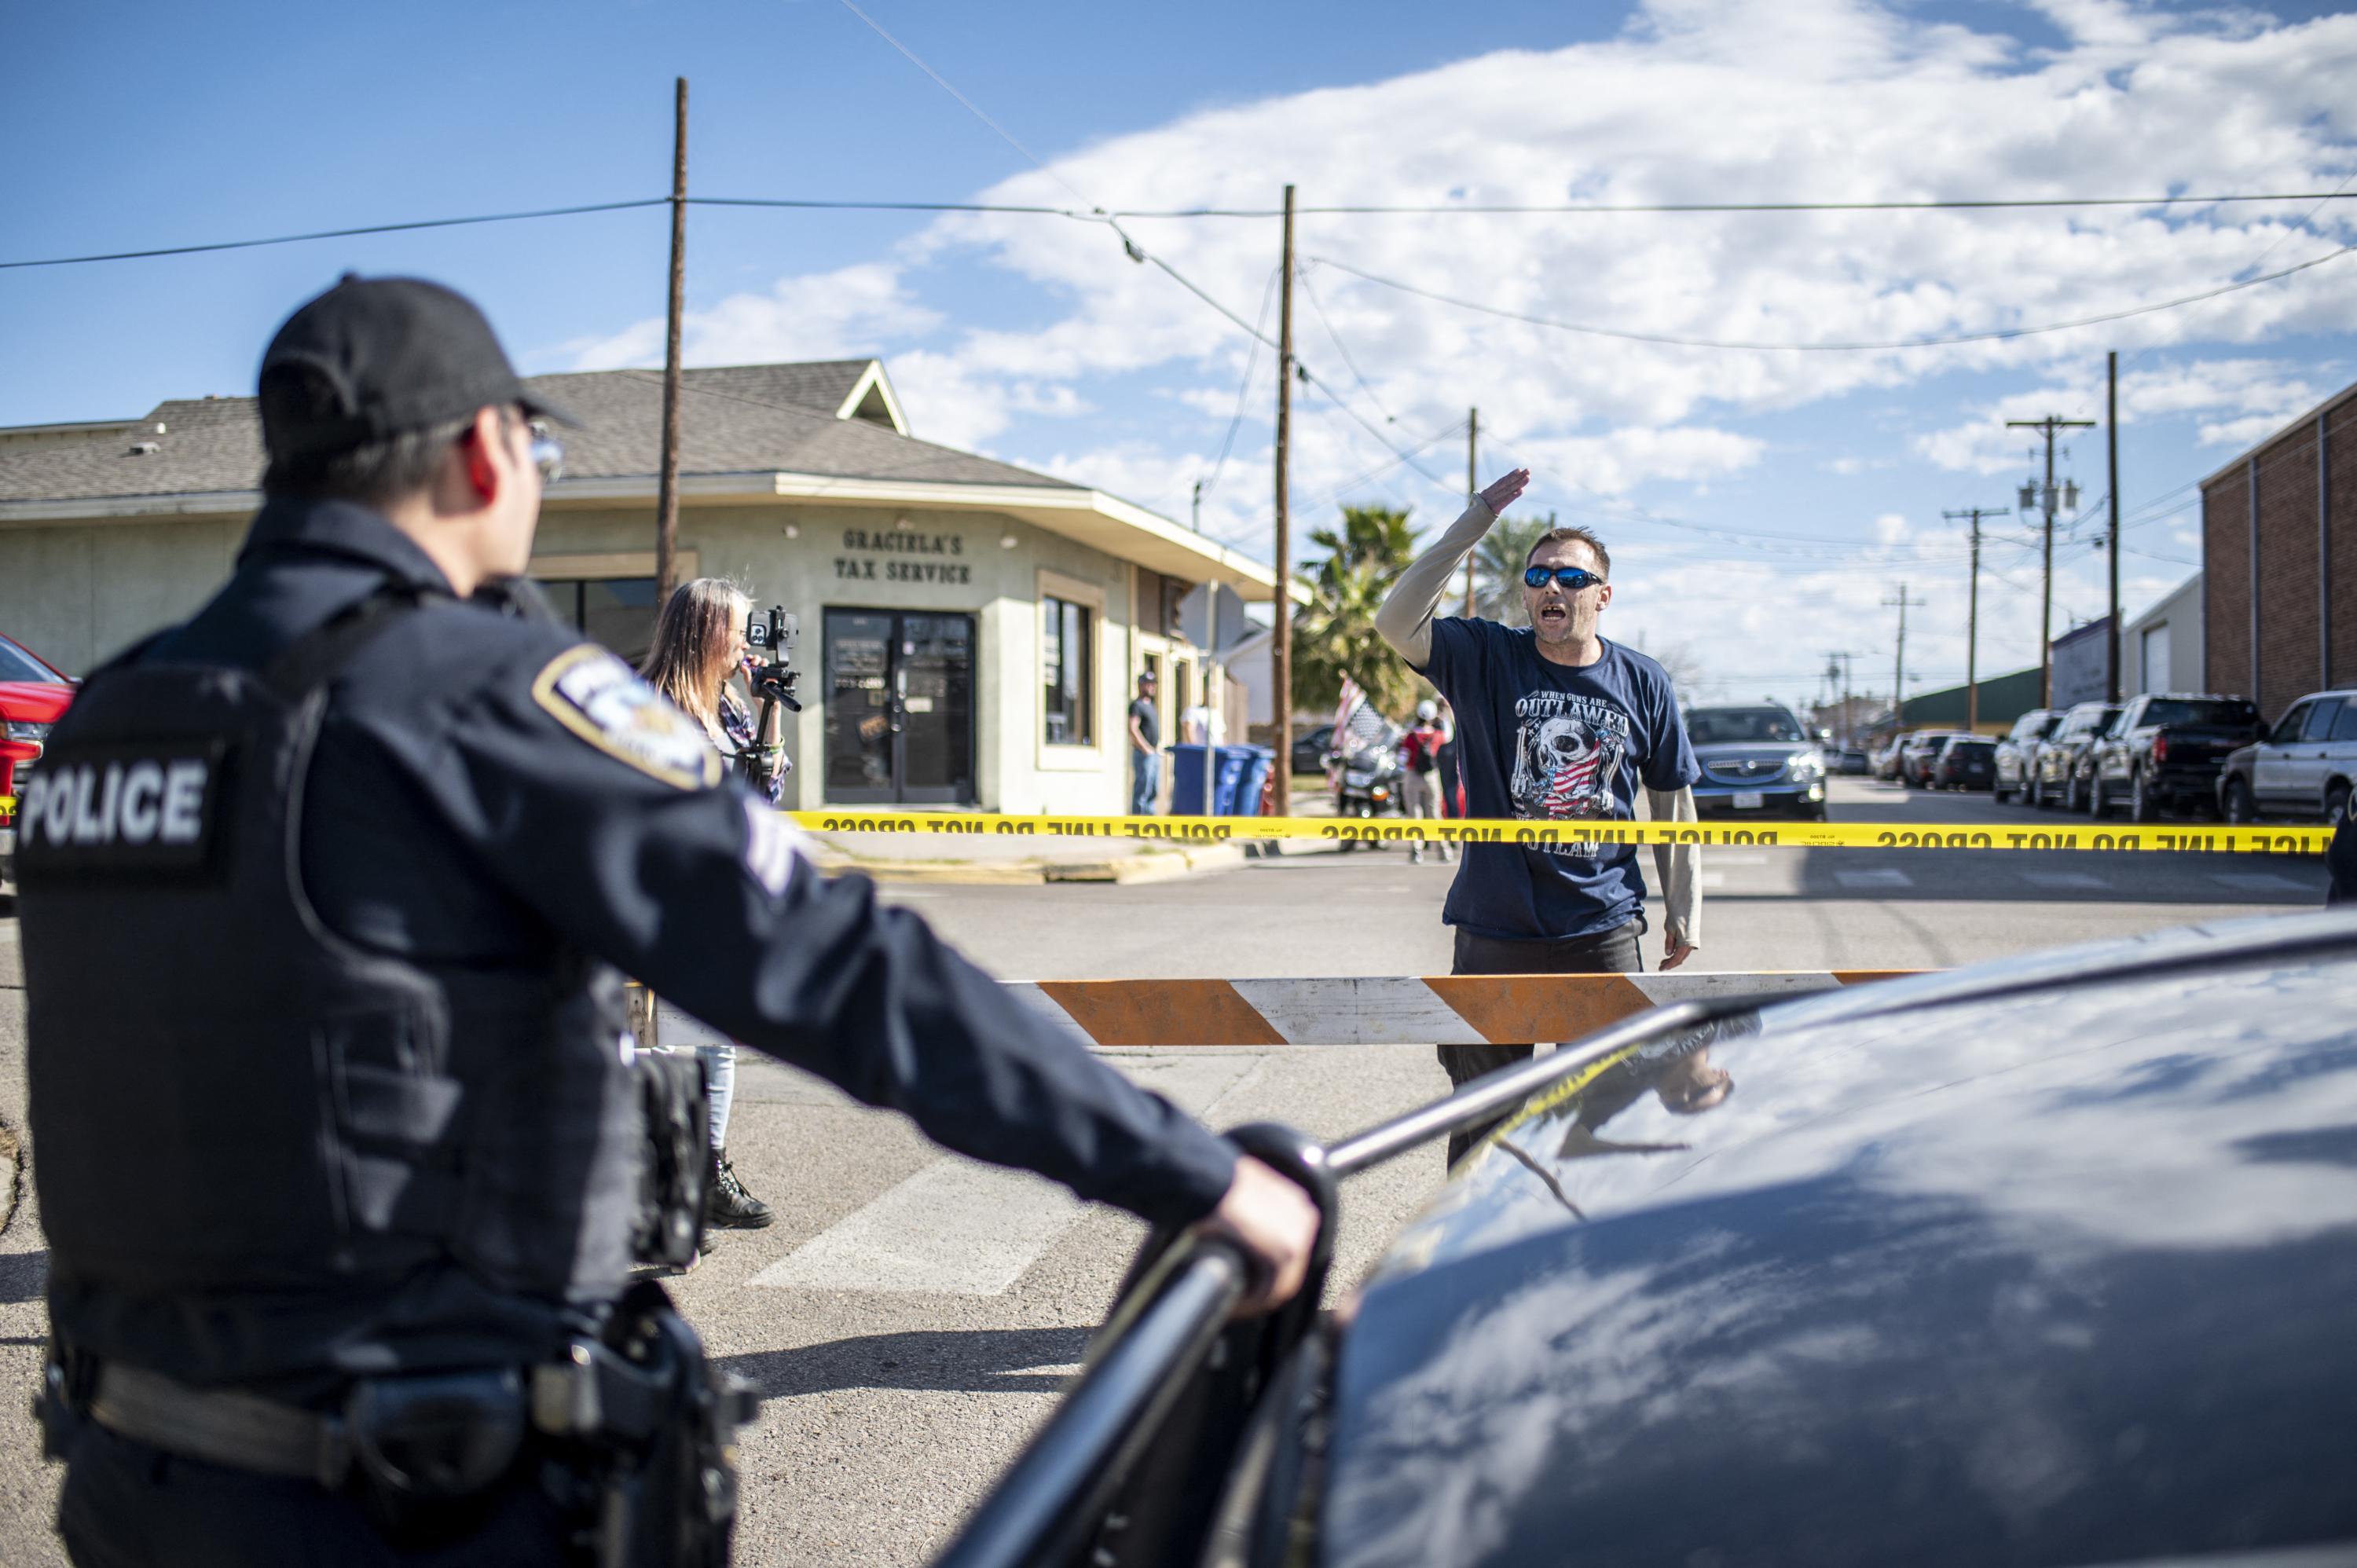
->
[1375, 468, 1703, 1163]
[1400, 699, 1454, 866]
[1128, 669, 1160, 815]
[640, 576, 784, 1233]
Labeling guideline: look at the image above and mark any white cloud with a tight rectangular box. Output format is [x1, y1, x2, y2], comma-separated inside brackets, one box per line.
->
[549, 0, 2348, 702]
[559, 262, 942, 371]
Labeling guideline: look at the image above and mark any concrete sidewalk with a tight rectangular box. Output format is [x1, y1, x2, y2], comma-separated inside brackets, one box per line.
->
[801, 793, 1342, 886]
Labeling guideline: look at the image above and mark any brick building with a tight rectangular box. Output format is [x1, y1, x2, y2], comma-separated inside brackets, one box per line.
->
[2200, 379, 2357, 718]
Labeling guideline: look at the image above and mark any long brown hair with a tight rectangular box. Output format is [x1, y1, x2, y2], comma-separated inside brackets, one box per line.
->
[640, 577, 749, 735]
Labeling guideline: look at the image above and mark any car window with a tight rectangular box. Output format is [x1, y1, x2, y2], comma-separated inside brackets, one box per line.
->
[2270, 703, 2311, 745]
[1685, 708, 1803, 744]
[0, 638, 64, 685]
[2141, 698, 2257, 728]
[2302, 698, 2343, 742]
[2335, 704, 2357, 743]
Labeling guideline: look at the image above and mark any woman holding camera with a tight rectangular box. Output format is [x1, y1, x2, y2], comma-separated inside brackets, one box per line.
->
[641, 577, 789, 1229]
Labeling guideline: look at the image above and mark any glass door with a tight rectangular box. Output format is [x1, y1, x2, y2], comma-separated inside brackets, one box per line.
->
[823, 609, 977, 805]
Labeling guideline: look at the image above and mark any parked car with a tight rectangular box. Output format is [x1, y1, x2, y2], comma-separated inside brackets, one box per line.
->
[1871, 736, 1908, 781]
[1900, 730, 1969, 788]
[1290, 722, 1336, 779]
[1836, 746, 1871, 775]
[2217, 687, 2357, 826]
[1991, 708, 2060, 804]
[1930, 734, 1997, 790]
[934, 908, 2357, 1568]
[2029, 700, 2121, 811]
[0, 632, 74, 888]
[2086, 692, 2263, 822]
[1683, 703, 1827, 820]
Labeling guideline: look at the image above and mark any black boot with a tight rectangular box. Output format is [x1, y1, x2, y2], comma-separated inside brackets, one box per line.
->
[706, 1152, 775, 1229]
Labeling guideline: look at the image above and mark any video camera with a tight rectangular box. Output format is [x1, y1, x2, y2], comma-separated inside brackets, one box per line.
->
[744, 606, 801, 714]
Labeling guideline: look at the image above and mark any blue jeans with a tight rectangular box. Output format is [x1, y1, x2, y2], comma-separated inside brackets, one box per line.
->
[697, 1043, 735, 1151]
[1131, 749, 1160, 815]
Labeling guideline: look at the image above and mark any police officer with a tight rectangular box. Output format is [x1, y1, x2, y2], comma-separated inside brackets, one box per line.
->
[14, 276, 1318, 1566]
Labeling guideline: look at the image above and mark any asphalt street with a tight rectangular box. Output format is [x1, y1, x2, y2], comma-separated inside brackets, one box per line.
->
[0, 775, 2332, 1566]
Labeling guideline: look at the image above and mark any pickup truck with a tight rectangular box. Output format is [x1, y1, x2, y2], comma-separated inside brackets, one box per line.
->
[2087, 692, 2263, 822]
[1, 632, 75, 888]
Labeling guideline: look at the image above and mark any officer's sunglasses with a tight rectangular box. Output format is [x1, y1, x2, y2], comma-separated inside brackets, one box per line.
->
[1524, 565, 1604, 592]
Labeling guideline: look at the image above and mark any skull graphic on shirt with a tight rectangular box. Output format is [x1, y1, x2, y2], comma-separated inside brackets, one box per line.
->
[1511, 713, 1622, 820]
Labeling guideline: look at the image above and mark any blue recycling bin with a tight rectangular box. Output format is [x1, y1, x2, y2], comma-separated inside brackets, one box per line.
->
[1165, 743, 1216, 815]
[1215, 745, 1275, 815]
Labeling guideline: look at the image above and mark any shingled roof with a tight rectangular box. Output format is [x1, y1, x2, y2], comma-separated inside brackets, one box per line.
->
[0, 359, 1072, 508]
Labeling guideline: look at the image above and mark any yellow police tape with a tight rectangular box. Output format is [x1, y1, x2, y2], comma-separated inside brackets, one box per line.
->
[786, 810, 2335, 856]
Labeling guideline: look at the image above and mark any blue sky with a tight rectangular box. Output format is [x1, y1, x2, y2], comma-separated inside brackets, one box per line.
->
[8, 0, 2356, 709]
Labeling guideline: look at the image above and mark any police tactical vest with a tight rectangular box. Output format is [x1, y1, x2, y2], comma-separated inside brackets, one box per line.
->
[17, 595, 644, 1361]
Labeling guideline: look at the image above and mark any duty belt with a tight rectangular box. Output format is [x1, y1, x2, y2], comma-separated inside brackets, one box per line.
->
[79, 1342, 739, 1486]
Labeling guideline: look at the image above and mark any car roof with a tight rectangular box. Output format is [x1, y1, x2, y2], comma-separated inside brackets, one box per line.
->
[1325, 910, 2357, 1568]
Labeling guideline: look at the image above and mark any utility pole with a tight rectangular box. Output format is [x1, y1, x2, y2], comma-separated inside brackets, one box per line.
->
[1191, 479, 1201, 533]
[1824, 650, 1858, 746]
[2007, 412, 2094, 707]
[1270, 185, 1296, 815]
[1461, 406, 1479, 617]
[1942, 506, 2010, 733]
[1882, 584, 1926, 730]
[2106, 350, 2121, 702]
[655, 76, 689, 606]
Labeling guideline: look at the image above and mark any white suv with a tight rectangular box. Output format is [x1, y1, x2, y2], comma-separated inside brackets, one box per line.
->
[2218, 690, 2357, 826]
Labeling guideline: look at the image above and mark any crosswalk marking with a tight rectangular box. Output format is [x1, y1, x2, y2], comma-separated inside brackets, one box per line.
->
[1833, 867, 1913, 889]
[2020, 870, 2106, 889]
[751, 1054, 1257, 1296]
[2212, 870, 2310, 892]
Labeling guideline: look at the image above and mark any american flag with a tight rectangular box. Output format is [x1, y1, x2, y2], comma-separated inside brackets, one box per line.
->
[1333, 676, 1394, 755]
[1542, 742, 1605, 815]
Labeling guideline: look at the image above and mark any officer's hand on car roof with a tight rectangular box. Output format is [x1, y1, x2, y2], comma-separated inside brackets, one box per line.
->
[1201, 1155, 1321, 1316]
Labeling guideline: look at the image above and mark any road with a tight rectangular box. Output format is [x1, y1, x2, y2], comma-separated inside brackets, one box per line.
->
[0, 776, 2330, 1565]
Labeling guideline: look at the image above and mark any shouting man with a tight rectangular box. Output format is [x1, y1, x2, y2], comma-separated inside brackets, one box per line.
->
[1375, 468, 1703, 1162]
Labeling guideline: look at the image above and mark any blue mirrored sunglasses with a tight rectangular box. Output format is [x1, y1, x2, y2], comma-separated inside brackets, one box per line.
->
[1524, 565, 1604, 592]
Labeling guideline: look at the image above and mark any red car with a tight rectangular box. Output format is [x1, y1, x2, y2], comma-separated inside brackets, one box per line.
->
[1, 632, 75, 886]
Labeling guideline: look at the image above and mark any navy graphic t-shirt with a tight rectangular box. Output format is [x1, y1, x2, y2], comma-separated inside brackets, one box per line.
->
[1417, 619, 1699, 941]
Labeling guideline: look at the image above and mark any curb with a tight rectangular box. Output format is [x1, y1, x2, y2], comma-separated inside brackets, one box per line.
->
[801, 833, 1337, 886]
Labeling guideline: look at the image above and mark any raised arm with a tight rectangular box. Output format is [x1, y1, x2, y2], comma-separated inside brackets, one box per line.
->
[1376, 468, 1530, 668]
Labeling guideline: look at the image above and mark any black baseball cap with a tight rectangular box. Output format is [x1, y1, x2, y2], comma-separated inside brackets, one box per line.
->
[258, 274, 580, 459]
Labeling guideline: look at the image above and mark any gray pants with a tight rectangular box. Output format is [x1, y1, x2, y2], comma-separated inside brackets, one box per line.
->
[1439, 921, 1644, 1165]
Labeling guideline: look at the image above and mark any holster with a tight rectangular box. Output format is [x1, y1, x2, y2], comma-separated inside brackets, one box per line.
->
[531, 1280, 760, 1568]
[630, 1048, 713, 1270]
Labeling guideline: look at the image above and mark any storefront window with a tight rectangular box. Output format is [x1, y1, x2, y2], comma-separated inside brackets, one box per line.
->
[536, 577, 659, 665]
[1043, 595, 1093, 746]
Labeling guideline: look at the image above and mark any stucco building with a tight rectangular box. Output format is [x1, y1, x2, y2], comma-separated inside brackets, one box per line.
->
[0, 360, 1278, 814]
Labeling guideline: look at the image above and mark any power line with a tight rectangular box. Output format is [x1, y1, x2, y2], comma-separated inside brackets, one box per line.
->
[1109, 192, 2357, 218]
[1304, 242, 2357, 352]
[1299, 266, 1398, 426]
[1198, 266, 1282, 503]
[0, 198, 669, 271]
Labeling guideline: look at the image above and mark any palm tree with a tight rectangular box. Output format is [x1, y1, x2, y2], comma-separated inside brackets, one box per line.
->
[1470, 509, 1562, 625]
[1290, 504, 1430, 721]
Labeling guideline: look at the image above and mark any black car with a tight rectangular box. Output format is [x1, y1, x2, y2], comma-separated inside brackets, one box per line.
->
[931, 910, 2357, 1568]
[1899, 730, 1969, 788]
[2087, 692, 2263, 822]
[1683, 703, 1827, 820]
[1991, 707, 2059, 804]
[1291, 723, 1336, 779]
[2029, 700, 2121, 811]
[1929, 734, 1996, 789]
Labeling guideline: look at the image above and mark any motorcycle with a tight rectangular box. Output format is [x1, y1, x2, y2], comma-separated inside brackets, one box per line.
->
[1331, 730, 1407, 851]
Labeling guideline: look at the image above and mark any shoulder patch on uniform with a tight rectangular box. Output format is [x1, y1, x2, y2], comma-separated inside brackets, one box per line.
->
[530, 645, 720, 790]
